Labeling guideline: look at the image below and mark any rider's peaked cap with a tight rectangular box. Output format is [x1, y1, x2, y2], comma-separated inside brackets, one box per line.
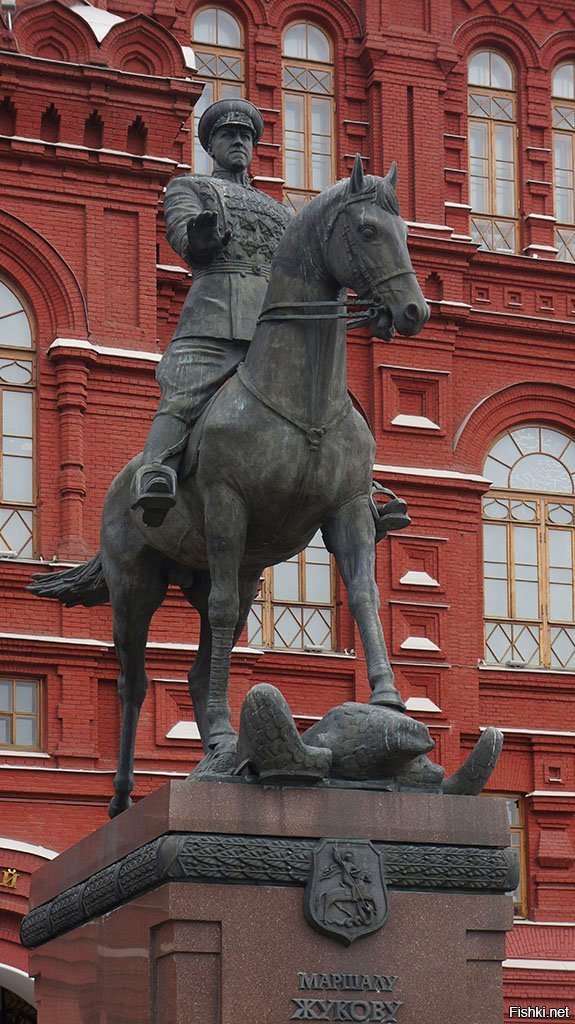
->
[198, 99, 264, 150]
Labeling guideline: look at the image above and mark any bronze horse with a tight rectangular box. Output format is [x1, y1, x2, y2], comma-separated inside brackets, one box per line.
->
[31, 157, 429, 816]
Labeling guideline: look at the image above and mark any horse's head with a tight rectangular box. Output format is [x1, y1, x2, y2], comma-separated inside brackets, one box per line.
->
[324, 155, 430, 340]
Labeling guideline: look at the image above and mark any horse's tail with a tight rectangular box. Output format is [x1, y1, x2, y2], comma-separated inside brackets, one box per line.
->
[28, 553, 110, 607]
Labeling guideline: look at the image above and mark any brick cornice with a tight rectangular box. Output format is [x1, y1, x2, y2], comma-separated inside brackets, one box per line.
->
[374, 463, 490, 495]
[0, 133, 183, 179]
[0, 48, 198, 100]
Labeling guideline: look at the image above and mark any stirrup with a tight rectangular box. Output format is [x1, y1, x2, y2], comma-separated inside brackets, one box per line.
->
[131, 464, 177, 523]
[370, 482, 411, 540]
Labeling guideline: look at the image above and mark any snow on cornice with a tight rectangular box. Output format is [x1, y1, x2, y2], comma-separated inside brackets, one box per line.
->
[69, 1, 196, 70]
[70, 1, 124, 42]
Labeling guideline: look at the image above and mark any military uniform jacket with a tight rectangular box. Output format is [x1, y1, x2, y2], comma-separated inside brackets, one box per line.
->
[165, 172, 291, 343]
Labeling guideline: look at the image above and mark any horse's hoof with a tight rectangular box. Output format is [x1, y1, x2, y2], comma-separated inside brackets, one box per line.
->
[108, 794, 132, 819]
[238, 683, 331, 784]
[369, 685, 406, 711]
[191, 740, 238, 779]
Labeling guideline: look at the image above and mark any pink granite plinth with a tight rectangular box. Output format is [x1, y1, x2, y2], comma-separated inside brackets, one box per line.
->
[26, 781, 514, 1024]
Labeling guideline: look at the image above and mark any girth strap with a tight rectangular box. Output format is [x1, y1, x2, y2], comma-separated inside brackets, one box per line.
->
[237, 362, 352, 450]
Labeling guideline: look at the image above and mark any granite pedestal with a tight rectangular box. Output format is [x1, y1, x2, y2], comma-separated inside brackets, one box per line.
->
[22, 781, 515, 1024]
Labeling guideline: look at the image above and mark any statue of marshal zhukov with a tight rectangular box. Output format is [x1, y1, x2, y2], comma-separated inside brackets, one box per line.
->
[132, 98, 291, 525]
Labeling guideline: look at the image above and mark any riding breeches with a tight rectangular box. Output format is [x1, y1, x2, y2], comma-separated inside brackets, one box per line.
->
[154, 335, 250, 425]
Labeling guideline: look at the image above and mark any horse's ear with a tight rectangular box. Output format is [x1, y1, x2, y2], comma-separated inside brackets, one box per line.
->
[384, 161, 398, 191]
[349, 153, 365, 194]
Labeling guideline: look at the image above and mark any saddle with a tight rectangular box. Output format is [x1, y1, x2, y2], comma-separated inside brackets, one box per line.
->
[137, 374, 411, 541]
[178, 384, 224, 482]
[177, 390, 412, 539]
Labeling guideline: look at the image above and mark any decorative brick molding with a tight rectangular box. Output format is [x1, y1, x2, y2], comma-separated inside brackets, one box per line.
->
[454, 381, 575, 468]
[14, 1, 189, 78]
[451, 15, 541, 75]
[0, 209, 88, 339]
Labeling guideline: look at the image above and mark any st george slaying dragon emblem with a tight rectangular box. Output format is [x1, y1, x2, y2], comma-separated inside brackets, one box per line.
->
[304, 839, 389, 945]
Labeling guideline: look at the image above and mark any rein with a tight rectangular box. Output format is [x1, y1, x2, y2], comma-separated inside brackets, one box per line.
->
[244, 186, 415, 450]
[257, 270, 416, 327]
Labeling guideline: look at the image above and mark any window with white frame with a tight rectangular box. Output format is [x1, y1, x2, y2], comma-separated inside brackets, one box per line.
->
[552, 62, 575, 262]
[0, 277, 35, 558]
[282, 22, 335, 212]
[191, 7, 245, 173]
[483, 425, 575, 668]
[468, 50, 518, 253]
[248, 531, 336, 650]
[0, 677, 41, 749]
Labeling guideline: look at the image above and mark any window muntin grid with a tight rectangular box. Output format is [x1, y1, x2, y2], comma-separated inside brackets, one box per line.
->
[0, 678, 41, 749]
[483, 427, 575, 669]
[0, 278, 35, 558]
[553, 63, 575, 261]
[248, 531, 336, 650]
[468, 50, 518, 253]
[190, 8, 245, 174]
[282, 22, 335, 213]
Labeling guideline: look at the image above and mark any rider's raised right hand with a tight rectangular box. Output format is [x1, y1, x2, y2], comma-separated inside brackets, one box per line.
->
[187, 210, 233, 259]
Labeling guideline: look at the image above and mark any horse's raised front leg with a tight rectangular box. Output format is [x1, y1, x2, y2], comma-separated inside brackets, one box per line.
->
[322, 497, 405, 710]
[105, 554, 167, 817]
[204, 487, 249, 749]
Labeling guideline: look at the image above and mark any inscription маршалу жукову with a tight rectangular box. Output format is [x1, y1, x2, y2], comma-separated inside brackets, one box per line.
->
[290, 973, 402, 1022]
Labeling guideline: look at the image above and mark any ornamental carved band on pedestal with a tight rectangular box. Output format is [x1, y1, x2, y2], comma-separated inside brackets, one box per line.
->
[20, 831, 519, 949]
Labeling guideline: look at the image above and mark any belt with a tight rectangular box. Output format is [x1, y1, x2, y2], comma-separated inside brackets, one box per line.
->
[192, 260, 271, 280]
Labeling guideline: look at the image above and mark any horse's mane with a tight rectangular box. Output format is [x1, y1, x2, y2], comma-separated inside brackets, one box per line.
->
[362, 173, 400, 216]
[288, 172, 400, 241]
[271, 171, 401, 276]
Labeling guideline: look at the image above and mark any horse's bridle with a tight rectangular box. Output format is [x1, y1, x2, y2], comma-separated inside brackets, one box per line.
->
[257, 187, 416, 328]
[240, 185, 416, 451]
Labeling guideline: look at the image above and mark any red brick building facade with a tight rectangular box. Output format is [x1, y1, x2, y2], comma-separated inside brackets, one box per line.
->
[0, 0, 574, 1016]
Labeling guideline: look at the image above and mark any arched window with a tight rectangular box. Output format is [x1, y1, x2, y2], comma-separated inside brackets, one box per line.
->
[248, 531, 336, 650]
[282, 22, 335, 212]
[0, 987, 36, 1022]
[0, 278, 35, 559]
[483, 426, 575, 669]
[552, 63, 575, 261]
[191, 7, 245, 173]
[468, 50, 518, 253]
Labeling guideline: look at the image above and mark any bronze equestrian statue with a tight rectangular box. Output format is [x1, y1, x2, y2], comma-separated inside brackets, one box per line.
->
[31, 108, 501, 814]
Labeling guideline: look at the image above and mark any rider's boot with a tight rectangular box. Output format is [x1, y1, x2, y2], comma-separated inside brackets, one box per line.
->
[131, 414, 188, 527]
